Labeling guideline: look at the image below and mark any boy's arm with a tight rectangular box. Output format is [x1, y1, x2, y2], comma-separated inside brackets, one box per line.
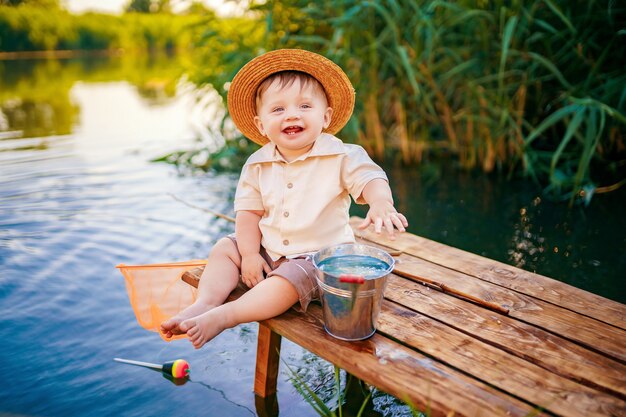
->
[235, 209, 264, 256]
[358, 178, 409, 240]
[236, 210, 271, 288]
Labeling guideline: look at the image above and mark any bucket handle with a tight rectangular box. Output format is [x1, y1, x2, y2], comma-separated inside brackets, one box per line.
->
[339, 274, 365, 284]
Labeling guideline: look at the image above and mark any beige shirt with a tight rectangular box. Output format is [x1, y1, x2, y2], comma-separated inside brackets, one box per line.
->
[234, 133, 388, 260]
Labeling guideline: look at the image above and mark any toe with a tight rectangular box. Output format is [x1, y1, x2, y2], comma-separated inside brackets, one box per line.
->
[193, 337, 204, 349]
[161, 319, 175, 330]
[179, 320, 191, 332]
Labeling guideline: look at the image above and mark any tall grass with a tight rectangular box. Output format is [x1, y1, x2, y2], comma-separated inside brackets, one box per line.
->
[250, 0, 626, 203]
[285, 362, 428, 417]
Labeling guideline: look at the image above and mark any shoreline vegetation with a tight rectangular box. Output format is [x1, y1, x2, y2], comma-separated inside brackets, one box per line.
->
[0, 49, 124, 59]
[1, 0, 625, 204]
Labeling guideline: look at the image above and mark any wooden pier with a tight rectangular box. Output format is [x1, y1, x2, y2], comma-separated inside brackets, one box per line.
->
[183, 217, 626, 417]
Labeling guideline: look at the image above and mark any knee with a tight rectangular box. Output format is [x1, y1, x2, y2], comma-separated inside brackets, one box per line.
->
[210, 237, 240, 262]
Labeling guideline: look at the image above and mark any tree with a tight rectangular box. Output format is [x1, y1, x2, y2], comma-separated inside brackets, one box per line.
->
[1, 0, 60, 7]
[125, 0, 171, 13]
[181, 1, 212, 15]
[125, 0, 151, 13]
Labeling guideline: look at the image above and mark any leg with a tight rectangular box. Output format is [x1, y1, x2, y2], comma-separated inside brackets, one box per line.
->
[254, 392, 279, 417]
[254, 323, 282, 397]
[160, 237, 241, 338]
[181, 275, 299, 349]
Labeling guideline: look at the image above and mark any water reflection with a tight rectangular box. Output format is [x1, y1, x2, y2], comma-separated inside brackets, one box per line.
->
[372, 163, 626, 303]
[0, 53, 185, 140]
[508, 197, 547, 270]
[0, 55, 322, 417]
[0, 96, 77, 139]
[284, 350, 404, 416]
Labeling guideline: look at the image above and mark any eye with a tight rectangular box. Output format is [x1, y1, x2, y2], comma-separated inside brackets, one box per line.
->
[300, 103, 312, 109]
[271, 107, 284, 113]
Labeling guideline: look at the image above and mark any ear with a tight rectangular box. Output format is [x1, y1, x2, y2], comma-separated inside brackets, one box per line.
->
[323, 107, 333, 129]
[254, 116, 266, 137]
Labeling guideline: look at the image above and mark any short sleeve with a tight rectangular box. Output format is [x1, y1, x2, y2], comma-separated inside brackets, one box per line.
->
[341, 144, 388, 204]
[234, 163, 264, 212]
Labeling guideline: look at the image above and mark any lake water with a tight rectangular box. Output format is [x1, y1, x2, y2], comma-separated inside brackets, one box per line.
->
[0, 56, 339, 417]
[1, 55, 624, 417]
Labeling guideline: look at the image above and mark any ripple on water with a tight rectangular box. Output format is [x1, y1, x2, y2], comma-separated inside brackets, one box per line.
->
[0, 79, 326, 417]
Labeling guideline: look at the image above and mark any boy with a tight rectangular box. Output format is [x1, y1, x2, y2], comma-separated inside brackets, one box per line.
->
[161, 49, 408, 348]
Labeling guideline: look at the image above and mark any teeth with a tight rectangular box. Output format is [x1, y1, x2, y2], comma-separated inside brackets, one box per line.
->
[283, 126, 301, 135]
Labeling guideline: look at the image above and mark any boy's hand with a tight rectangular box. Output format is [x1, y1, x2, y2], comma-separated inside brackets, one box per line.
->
[359, 200, 408, 240]
[241, 253, 272, 288]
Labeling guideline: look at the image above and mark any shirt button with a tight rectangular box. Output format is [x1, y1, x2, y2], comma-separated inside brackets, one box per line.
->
[287, 182, 293, 189]
[283, 211, 289, 218]
[283, 239, 289, 246]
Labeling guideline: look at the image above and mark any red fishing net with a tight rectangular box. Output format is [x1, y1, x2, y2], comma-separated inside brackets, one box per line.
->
[116, 260, 206, 340]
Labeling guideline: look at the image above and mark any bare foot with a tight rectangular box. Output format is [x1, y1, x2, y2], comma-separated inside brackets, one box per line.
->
[160, 300, 215, 338]
[179, 307, 230, 349]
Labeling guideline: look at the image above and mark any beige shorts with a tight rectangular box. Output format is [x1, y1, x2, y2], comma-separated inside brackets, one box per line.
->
[226, 235, 319, 312]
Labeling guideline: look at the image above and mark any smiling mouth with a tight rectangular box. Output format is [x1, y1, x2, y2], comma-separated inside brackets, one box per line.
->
[283, 126, 303, 135]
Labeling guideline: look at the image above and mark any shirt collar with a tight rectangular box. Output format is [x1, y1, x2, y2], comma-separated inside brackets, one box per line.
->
[245, 133, 346, 165]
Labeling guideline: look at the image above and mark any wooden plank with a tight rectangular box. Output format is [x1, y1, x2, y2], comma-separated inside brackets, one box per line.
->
[181, 267, 202, 286]
[180, 250, 626, 415]
[262, 304, 544, 417]
[182, 268, 541, 416]
[376, 301, 626, 417]
[384, 274, 626, 399]
[389, 252, 626, 362]
[350, 217, 626, 330]
[254, 323, 282, 397]
[352, 235, 626, 362]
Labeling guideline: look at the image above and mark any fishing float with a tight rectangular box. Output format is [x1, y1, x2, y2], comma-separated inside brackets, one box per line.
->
[114, 358, 190, 378]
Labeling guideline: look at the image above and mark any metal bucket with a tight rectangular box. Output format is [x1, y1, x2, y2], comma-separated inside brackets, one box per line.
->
[312, 243, 394, 341]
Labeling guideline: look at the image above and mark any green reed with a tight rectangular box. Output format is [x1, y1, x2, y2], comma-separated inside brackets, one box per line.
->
[284, 360, 546, 417]
[5, 1, 622, 202]
[284, 361, 429, 417]
[247, 0, 625, 203]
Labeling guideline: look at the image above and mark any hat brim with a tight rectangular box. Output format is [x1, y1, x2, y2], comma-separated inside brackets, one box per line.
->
[227, 49, 355, 146]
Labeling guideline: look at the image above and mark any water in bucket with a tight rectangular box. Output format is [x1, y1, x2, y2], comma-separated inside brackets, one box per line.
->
[317, 255, 391, 279]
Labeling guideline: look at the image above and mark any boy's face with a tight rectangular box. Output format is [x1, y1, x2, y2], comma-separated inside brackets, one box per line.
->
[254, 78, 332, 161]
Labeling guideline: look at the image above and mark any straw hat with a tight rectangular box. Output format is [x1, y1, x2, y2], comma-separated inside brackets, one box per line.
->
[227, 49, 355, 146]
